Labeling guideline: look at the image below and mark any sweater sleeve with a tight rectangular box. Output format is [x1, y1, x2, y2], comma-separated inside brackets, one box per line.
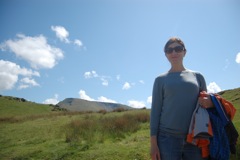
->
[150, 77, 163, 136]
[196, 72, 207, 92]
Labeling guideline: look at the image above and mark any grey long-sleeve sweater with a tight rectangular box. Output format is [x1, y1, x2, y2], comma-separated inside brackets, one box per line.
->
[150, 70, 207, 137]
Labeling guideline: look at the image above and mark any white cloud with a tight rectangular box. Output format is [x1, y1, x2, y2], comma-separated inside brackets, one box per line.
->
[84, 72, 92, 78]
[139, 80, 145, 84]
[0, 60, 40, 91]
[236, 52, 240, 64]
[74, 39, 83, 47]
[51, 26, 70, 43]
[101, 77, 109, 86]
[122, 82, 131, 90]
[207, 82, 222, 93]
[147, 96, 152, 104]
[0, 60, 40, 77]
[17, 84, 29, 90]
[18, 77, 39, 90]
[116, 75, 120, 80]
[78, 89, 117, 103]
[98, 96, 116, 103]
[51, 26, 84, 48]
[84, 70, 98, 79]
[128, 100, 145, 108]
[84, 71, 111, 87]
[43, 94, 59, 105]
[0, 34, 64, 69]
[78, 89, 149, 108]
[0, 72, 18, 91]
[79, 90, 94, 101]
[20, 77, 39, 86]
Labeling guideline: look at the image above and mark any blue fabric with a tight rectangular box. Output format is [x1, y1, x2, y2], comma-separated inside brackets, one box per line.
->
[207, 95, 230, 160]
[210, 95, 229, 126]
[207, 110, 230, 160]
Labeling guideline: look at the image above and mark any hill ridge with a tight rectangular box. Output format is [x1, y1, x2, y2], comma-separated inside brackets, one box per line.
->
[56, 98, 134, 112]
[0, 87, 239, 115]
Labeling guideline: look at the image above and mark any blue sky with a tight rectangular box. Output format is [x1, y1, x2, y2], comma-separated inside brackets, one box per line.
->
[0, 0, 239, 108]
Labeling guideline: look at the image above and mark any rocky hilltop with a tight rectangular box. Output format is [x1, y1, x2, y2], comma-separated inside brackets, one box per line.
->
[57, 98, 134, 112]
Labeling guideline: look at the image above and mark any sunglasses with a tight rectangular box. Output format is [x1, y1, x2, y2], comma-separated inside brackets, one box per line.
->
[165, 46, 185, 54]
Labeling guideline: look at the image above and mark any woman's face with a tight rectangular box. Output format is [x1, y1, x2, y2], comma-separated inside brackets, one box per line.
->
[165, 42, 186, 65]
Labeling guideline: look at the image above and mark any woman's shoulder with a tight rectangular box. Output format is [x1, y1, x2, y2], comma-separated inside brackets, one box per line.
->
[153, 73, 167, 84]
[185, 70, 206, 83]
[186, 69, 204, 77]
[156, 72, 169, 79]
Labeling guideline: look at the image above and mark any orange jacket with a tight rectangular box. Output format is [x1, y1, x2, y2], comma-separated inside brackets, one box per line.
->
[214, 94, 236, 120]
[187, 94, 236, 158]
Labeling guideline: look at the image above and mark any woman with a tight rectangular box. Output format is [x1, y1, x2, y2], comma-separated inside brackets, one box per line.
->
[150, 37, 213, 160]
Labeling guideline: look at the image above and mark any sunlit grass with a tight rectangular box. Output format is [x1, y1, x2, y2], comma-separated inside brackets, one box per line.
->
[0, 88, 239, 160]
[0, 110, 151, 159]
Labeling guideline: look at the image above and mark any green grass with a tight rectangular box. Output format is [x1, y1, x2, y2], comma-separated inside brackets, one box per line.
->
[0, 110, 150, 160]
[220, 88, 240, 132]
[0, 88, 239, 160]
[0, 96, 52, 117]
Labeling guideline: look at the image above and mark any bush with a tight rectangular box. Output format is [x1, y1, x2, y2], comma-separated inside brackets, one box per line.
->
[65, 119, 96, 146]
[134, 112, 150, 123]
[100, 114, 139, 139]
[112, 107, 126, 112]
[98, 109, 107, 114]
[65, 111, 150, 146]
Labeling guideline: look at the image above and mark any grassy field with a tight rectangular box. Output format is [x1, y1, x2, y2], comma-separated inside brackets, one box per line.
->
[0, 109, 150, 160]
[0, 88, 239, 160]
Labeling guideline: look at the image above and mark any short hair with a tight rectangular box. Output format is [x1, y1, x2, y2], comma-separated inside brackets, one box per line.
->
[164, 37, 186, 53]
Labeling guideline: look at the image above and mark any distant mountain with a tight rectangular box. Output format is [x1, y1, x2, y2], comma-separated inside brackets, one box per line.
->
[56, 98, 134, 112]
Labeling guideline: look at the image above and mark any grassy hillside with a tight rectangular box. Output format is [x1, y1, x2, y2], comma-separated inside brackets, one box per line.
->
[0, 96, 53, 117]
[0, 109, 150, 160]
[219, 87, 240, 107]
[219, 88, 240, 131]
[0, 88, 239, 160]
